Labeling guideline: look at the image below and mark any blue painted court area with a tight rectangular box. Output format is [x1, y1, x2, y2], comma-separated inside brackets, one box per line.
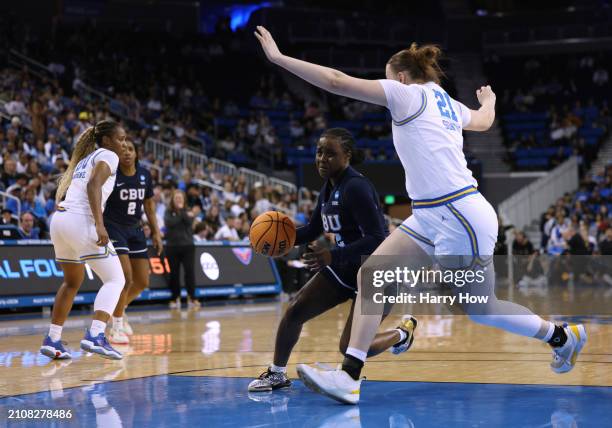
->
[1, 376, 610, 427]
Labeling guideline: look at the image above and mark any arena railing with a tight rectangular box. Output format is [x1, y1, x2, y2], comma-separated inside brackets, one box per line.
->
[237, 167, 270, 189]
[145, 137, 209, 171]
[498, 156, 579, 232]
[209, 158, 237, 177]
[139, 160, 163, 179]
[269, 176, 297, 194]
[193, 178, 227, 196]
[8, 49, 54, 81]
[0, 191, 21, 219]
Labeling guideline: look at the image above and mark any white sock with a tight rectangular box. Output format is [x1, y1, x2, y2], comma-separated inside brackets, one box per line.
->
[270, 364, 286, 373]
[346, 347, 367, 362]
[49, 324, 63, 342]
[113, 317, 124, 331]
[394, 328, 407, 344]
[90, 320, 106, 337]
[541, 321, 556, 342]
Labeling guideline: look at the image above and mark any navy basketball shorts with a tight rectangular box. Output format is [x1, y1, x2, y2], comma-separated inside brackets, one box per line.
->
[320, 262, 359, 293]
[105, 220, 149, 259]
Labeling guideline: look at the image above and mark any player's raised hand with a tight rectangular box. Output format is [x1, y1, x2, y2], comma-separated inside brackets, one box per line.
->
[476, 85, 496, 106]
[254, 26, 283, 64]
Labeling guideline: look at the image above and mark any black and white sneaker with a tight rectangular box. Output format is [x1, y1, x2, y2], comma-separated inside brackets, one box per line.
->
[248, 368, 291, 392]
[390, 316, 418, 355]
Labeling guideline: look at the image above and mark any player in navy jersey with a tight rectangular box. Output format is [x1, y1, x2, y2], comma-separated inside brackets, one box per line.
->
[248, 128, 417, 392]
[104, 140, 163, 344]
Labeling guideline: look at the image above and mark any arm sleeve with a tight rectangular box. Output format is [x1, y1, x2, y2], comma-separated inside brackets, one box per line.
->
[295, 195, 324, 246]
[454, 99, 472, 128]
[378, 79, 424, 123]
[329, 179, 386, 265]
[92, 150, 119, 175]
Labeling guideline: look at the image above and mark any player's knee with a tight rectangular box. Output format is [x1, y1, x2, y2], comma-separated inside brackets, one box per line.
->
[63, 280, 81, 291]
[283, 299, 308, 326]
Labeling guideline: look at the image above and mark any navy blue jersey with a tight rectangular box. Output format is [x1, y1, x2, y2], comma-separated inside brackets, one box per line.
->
[104, 165, 153, 227]
[296, 166, 387, 266]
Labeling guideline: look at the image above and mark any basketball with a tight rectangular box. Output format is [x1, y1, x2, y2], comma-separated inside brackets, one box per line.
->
[249, 211, 296, 257]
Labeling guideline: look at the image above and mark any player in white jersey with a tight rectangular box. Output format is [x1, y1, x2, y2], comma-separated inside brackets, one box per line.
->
[255, 27, 587, 404]
[40, 120, 128, 360]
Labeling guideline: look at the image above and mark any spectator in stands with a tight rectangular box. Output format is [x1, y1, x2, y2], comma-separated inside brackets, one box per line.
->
[600, 227, 612, 255]
[563, 226, 590, 255]
[21, 187, 46, 219]
[512, 231, 534, 255]
[545, 208, 570, 254]
[214, 214, 239, 241]
[164, 189, 199, 309]
[1, 208, 17, 226]
[1, 159, 18, 189]
[18, 211, 39, 239]
[193, 221, 213, 242]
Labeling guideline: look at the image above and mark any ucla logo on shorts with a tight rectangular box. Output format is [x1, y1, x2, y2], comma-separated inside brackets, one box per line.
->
[334, 191, 339, 199]
[322, 214, 341, 232]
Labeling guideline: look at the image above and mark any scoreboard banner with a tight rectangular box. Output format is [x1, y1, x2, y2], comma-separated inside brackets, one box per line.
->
[0, 242, 280, 306]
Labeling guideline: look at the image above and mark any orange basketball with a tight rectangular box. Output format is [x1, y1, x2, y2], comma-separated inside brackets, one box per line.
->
[249, 211, 296, 257]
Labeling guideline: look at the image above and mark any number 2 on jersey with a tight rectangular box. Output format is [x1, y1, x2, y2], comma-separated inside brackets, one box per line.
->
[127, 201, 136, 215]
[433, 89, 458, 122]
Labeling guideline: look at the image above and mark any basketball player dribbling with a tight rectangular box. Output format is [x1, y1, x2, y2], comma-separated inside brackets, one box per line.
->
[255, 26, 587, 404]
[248, 128, 417, 392]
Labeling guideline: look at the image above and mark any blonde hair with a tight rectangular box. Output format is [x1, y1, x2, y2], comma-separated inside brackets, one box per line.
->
[55, 119, 120, 202]
[56, 127, 97, 202]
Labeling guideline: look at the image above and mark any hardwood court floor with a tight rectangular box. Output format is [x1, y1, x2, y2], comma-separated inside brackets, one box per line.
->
[1, 300, 610, 397]
[0, 301, 610, 427]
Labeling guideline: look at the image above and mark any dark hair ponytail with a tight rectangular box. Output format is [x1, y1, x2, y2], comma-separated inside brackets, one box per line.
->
[321, 127, 363, 165]
[387, 43, 445, 84]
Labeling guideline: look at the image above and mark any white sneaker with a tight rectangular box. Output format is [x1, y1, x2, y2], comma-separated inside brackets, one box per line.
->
[169, 298, 181, 309]
[550, 323, 587, 374]
[296, 364, 362, 405]
[109, 328, 130, 345]
[122, 316, 133, 336]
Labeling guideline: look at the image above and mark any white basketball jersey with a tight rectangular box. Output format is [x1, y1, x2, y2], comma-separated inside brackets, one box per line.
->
[379, 79, 477, 200]
[59, 148, 119, 217]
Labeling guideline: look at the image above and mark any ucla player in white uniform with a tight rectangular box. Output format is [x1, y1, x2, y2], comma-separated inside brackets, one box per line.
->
[40, 120, 127, 360]
[255, 27, 587, 404]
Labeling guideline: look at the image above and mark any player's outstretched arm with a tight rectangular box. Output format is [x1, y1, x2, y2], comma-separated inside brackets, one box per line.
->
[254, 26, 387, 107]
[465, 85, 496, 132]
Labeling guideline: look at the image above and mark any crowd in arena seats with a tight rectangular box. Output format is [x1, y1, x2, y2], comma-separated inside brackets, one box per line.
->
[0, 63, 319, 242]
[484, 53, 611, 171]
[537, 165, 612, 256]
[0, 18, 491, 244]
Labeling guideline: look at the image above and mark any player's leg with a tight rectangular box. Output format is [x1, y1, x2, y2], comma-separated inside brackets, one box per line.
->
[125, 259, 150, 305]
[339, 298, 417, 358]
[109, 254, 133, 344]
[248, 272, 353, 392]
[81, 254, 126, 359]
[447, 194, 586, 373]
[297, 225, 433, 404]
[114, 228, 150, 335]
[183, 245, 199, 308]
[166, 246, 182, 308]
[116, 258, 149, 336]
[40, 262, 85, 359]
